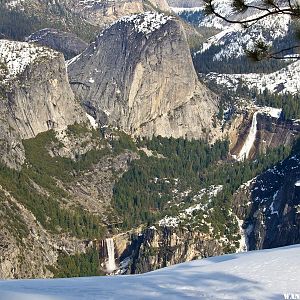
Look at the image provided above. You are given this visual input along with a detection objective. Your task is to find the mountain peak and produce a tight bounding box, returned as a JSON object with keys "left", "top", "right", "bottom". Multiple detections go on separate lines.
{"left": 0, "top": 40, "right": 57, "bottom": 84}
{"left": 116, "top": 11, "right": 173, "bottom": 36}
{"left": 68, "top": 12, "right": 218, "bottom": 140}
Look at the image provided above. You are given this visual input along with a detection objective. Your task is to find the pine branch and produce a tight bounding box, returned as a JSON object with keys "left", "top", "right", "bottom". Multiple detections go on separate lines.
{"left": 246, "top": 43, "right": 300, "bottom": 61}
{"left": 269, "top": 45, "right": 300, "bottom": 59}
{"left": 203, "top": 0, "right": 300, "bottom": 60}
{"left": 269, "top": 54, "right": 300, "bottom": 59}
{"left": 204, "top": 0, "right": 300, "bottom": 25}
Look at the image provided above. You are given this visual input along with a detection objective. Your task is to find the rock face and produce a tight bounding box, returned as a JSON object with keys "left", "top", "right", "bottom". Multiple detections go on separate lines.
{"left": 96, "top": 225, "right": 225, "bottom": 275}
{"left": 255, "top": 114, "right": 300, "bottom": 154}
{"left": 0, "top": 146, "right": 138, "bottom": 279}
{"left": 66, "top": 0, "right": 170, "bottom": 27}
{"left": 0, "top": 40, "right": 85, "bottom": 168}
{"left": 65, "top": 150, "right": 139, "bottom": 218}
{"left": 0, "top": 184, "right": 86, "bottom": 279}
{"left": 167, "top": 0, "right": 200, "bottom": 7}
{"left": 68, "top": 12, "right": 218, "bottom": 140}
{"left": 233, "top": 154, "right": 300, "bottom": 251}
{"left": 148, "top": 0, "right": 170, "bottom": 11}
{"left": 120, "top": 227, "right": 224, "bottom": 274}
{"left": 231, "top": 109, "right": 300, "bottom": 160}
{"left": 64, "top": 0, "right": 143, "bottom": 28}
{"left": 66, "top": 0, "right": 171, "bottom": 27}
{"left": 26, "top": 28, "right": 88, "bottom": 60}
{"left": 3, "top": 0, "right": 171, "bottom": 41}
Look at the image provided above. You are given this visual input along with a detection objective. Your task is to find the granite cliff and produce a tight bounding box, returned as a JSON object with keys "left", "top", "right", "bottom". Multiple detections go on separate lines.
{"left": 233, "top": 153, "right": 300, "bottom": 251}
{"left": 66, "top": 0, "right": 171, "bottom": 28}
{"left": 68, "top": 12, "right": 218, "bottom": 140}
{"left": 26, "top": 28, "right": 88, "bottom": 60}
{"left": 0, "top": 40, "right": 85, "bottom": 168}
{"left": 1, "top": 0, "right": 171, "bottom": 41}
{"left": 230, "top": 108, "right": 300, "bottom": 160}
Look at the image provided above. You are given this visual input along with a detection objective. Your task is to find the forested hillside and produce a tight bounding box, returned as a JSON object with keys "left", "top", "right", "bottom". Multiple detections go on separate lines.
{"left": 0, "top": 4, "right": 97, "bottom": 41}
{"left": 0, "top": 0, "right": 300, "bottom": 282}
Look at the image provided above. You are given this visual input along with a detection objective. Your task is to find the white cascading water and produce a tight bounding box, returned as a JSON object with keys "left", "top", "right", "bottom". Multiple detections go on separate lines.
{"left": 106, "top": 238, "right": 116, "bottom": 273}
{"left": 238, "top": 111, "right": 258, "bottom": 161}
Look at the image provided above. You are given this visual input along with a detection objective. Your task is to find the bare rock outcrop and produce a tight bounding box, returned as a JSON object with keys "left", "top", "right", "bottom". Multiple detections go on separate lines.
{"left": 122, "top": 226, "right": 224, "bottom": 274}
{"left": 66, "top": 0, "right": 171, "bottom": 28}
{"left": 0, "top": 40, "right": 86, "bottom": 168}
{"left": 3, "top": 0, "right": 171, "bottom": 38}
{"left": 230, "top": 109, "right": 300, "bottom": 159}
{"left": 26, "top": 28, "right": 88, "bottom": 60}
{"left": 68, "top": 12, "right": 218, "bottom": 140}
{"left": 232, "top": 154, "right": 300, "bottom": 251}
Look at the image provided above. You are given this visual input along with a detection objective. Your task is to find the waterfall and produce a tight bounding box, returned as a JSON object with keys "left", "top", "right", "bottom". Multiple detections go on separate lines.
{"left": 106, "top": 238, "right": 116, "bottom": 273}
{"left": 238, "top": 111, "right": 258, "bottom": 161}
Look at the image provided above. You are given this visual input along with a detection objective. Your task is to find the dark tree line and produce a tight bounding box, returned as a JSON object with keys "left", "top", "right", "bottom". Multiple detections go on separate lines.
{"left": 51, "top": 247, "right": 103, "bottom": 278}
{"left": 113, "top": 136, "right": 229, "bottom": 229}
{"left": 0, "top": 4, "right": 96, "bottom": 42}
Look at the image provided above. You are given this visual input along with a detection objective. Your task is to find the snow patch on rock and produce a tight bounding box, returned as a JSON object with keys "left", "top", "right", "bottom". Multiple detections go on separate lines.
{"left": 204, "top": 59, "right": 300, "bottom": 95}
{"left": 0, "top": 40, "right": 57, "bottom": 83}
{"left": 158, "top": 216, "right": 179, "bottom": 228}
{"left": 85, "top": 113, "right": 98, "bottom": 129}
{"left": 116, "top": 11, "right": 173, "bottom": 36}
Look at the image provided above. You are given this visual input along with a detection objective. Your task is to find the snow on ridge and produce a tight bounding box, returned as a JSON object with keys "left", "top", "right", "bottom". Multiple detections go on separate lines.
{"left": 85, "top": 113, "right": 98, "bottom": 129}
{"left": 251, "top": 155, "right": 300, "bottom": 208}
{"left": 0, "top": 40, "right": 57, "bottom": 83}
{"left": 78, "top": 0, "right": 117, "bottom": 8}
{"left": 158, "top": 185, "right": 223, "bottom": 228}
{"left": 295, "top": 180, "right": 300, "bottom": 187}
{"left": 204, "top": 58, "right": 300, "bottom": 96}
{"left": 171, "top": 6, "right": 203, "bottom": 13}
{"left": 259, "top": 107, "right": 282, "bottom": 119}
{"left": 158, "top": 216, "right": 179, "bottom": 227}
{"left": 177, "top": 0, "right": 272, "bottom": 30}
{"left": 116, "top": 11, "right": 173, "bottom": 36}
{"left": 215, "top": 14, "right": 290, "bottom": 61}
{"left": 25, "top": 28, "right": 59, "bottom": 43}
{"left": 183, "top": 185, "right": 223, "bottom": 215}
{"left": 197, "top": 13, "right": 291, "bottom": 60}
{"left": 192, "top": 0, "right": 236, "bottom": 29}
{"left": 240, "top": 177, "right": 256, "bottom": 189}
{"left": 5, "top": 0, "right": 24, "bottom": 9}
{"left": 79, "top": 0, "right": 103, "bottom": 7}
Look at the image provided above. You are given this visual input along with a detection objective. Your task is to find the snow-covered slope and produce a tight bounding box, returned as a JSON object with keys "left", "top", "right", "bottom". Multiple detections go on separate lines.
{"left": 115, "top": 11, "right": 173, "bottom": 36}
{"left": 0, "top": 245, "right": 299, "bottom": 300}
{"left": 204, "top": 59, "right": 300, "bottom": 95}
{"left": 0, "top": 40, "right": 57, "bottom": 84}
{"left": 241, "top": 153, "right": 300, "bottom": 249}
{"left": 198, "top": 13, "right": 291, "bottom": 61}
{"left": 172, "top": 0, "right": 275, "bottom": 29}
{"left": 158, "top": 185, "right": 224, "bottom": 228}
{"left": 178, "top": 1, "right": 300, "bottom": 98}
{"left": 176, "top": 1, "right": 296, "bottom": 75}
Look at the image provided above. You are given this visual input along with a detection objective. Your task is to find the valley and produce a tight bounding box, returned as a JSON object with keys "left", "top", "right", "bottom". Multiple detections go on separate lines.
{"left": 0, "top": 0, "right": 299, "bottom": 296}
